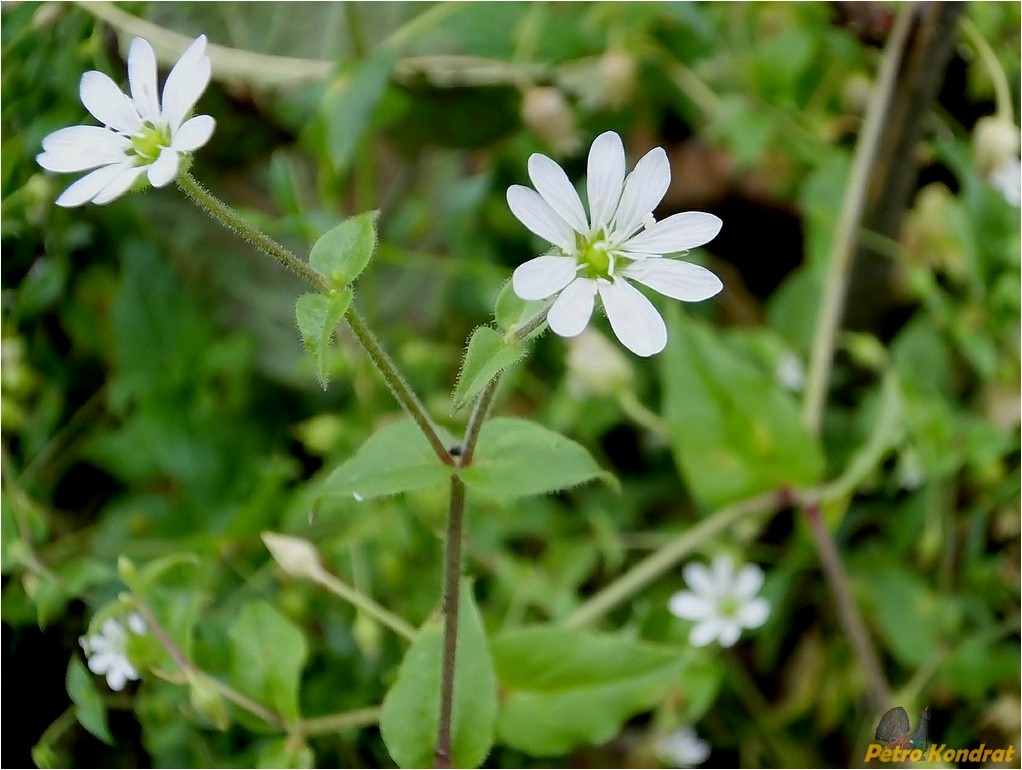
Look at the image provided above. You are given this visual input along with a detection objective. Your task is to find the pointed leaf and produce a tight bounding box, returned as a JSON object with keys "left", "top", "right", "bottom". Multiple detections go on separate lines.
{"left": 320, "top": 419, "right": 454, "bottom": 502}
{"left": 493, "top": 281, "right": 547, "bottom": 336}
{"left": 67, "top": 658, "right": 114, "bottom": 745}
{"left": 295, "top": 289, "right": 353, "bottom": 390}
{"left": 491, "top": 628, "right": 684, "bottom": 755}
{"left": 309, "top": 212, "right": 379, "bottom": 286}
{"left": 459, "top": 418, "right": 615, "bottom": 499}
{"left": 380, "top": 585, "right": 496, "bottom": 768}
{"left": 661, "top": 307, "right": 824, "bottom": 509}
{"left": 228, "top": 601, "right": 308, "bottom": 723}
{"left": 321, "top": 50, "right": 397, "bottom": 171}
{"left": 451, "top": 327, "right": 526, "bottom": 414}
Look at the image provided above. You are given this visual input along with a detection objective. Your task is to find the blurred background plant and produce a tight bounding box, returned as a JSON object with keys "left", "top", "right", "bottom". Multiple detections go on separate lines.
{"left": 2, "top": 2, "right": 1019, "bottom": 768}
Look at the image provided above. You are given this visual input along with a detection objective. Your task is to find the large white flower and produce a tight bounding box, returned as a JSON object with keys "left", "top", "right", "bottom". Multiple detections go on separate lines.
{"left": 79, "top": 613, "right": 147, "bottom": 691}
{"left": 655, "top": 726, "right": 711, "bottom": 768}
{"left": 36, "top": 35, "right": 214, "bottom": 207}
{"left": 668, "top": 555, "right": 769, "bottom": 647}
{"left": 508, "top": 131, "right": 723, "bottom": 357}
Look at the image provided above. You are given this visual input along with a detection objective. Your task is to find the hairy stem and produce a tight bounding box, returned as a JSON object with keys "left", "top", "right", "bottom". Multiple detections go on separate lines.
{"left": 434, "top": 476, "right": 467, "bottom": 769}
{"left": 176, "top": 172, "right": 452, "bottom": 465}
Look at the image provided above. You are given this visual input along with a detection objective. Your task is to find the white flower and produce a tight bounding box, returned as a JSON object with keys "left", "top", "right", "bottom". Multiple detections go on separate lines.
{"left": 989, "top": 155, "right": 1021, "bottom": 207}
{"left": 656, "top": 726, "right": 711, "bottom": 768}
{"left": 36, "top": 35, "right": 214, "bottom": 207}
{"left": 508, "top": 131, "right": 723, "bottom": 357}
{"left": 776, "top": 352, "right": 806, "bottom": 392}
{"left": 567, "top": 328, "right": 633, "bottom": 396}
{"left": 668, "top": 555, "right": 770, "bottom": 647}
{"left": 79, "top": 613, "right": 147, "bottom": 691}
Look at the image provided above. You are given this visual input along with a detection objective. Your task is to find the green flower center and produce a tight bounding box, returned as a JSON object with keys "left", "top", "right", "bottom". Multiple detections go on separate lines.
{"left": 718, "top": 596, "right": 741, "bottom": 619}
{"left": 578, "top": 236, "right": 613, "bottom": 280}
{"left": 128, "top": 122, "right": 171, "bottom": 163}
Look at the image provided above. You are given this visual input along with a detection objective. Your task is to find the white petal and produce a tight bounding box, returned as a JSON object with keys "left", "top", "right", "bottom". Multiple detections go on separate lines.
{"left": 80, "top": 71, "right": 142, "bottom": 134}
{"left": 172, "top": 115, "right": 215, "bottom": 151}
{"left": 738, "top": 597, "right": 770, "bottom": 629}
{"left": 710, "top": 554, "right": 736, "bottom": 593}
{"left": 682, "top": 562, "right": 714, "bottom": 598}
{"left": 668, "top": 592, "right": 712, "bottom": 620}
{"left": 92, "top": 165, "right": 146, "bottom": 205}
{"left": 528, "top": 153, "right": 588, "bottom": 233}
{"left": 611, "top": 146, "right": 670, "bottom": 240}
{"left": 587, "top": 131, "right": 625, "bottom": 230}
{"left": 128, "top": 37, "right": 160, "bottom": 119}
{"left": 734, "top": 563, "right": 765, "bottom": 599}
{"left": 597, "top": 278, "right": 667, "bottom": 357}
{"left": 717, "top": 621, "right": 742, "bottom": 648}
{"left": 127, "top": 613, "right": 147, "bottom": 635}
{"left": 512, "top": 255, "right": 578, "bottom": 300}
{"left": 620, "top": 258, "right": 723, "bottom": 302}
{"left": 147, "top": 150, "right": 180, "bottom": 187}
{"left": 507, "top": 185, "right": 576, "bottom": 252}
{"left": 54, "top": 164, "right": 127, "bottom": 207}
{"left": 105, "top": 666, "right": 129, "bottom": 692}
{"left": 37, "top": 126, "right": 128, "bottom": 172}
{"left": 162, "top": 35, "right": 211, "bottom": 131}
{"left": 620, "top": 211, "right": 722, "bottom": 254}
{"left": 78, "top": 635, "right": 91, "bottom": 654}
{"left": 688, "top": 618, "right": 723, "bottom": 647}
{"left": 547, "top": 278, "right": 597, "bottom": 337}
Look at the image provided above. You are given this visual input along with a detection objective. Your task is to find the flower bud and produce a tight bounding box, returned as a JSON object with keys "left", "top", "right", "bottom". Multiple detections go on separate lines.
{"left": 567, "top": 328, "right": 634, "bottom": 396}
{"left": 972, "top": 116, "right": 1020, "bottom": 176}
{"left": 521, "top": 86, "right": 580, "bottom": 155}
{"left": 597, "top": 49, "right": 637, "bottom": 109}
{"left": 261, "top": 532, "right": 324, "bottom": 581}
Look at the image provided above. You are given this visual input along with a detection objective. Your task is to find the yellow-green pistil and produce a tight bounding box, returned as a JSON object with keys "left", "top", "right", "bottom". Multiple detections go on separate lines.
{"left": 577, "top": 234, "right": 615, "bottom": 280}
{"left": 128, "top": 122, "right": 171, "bottom": 164}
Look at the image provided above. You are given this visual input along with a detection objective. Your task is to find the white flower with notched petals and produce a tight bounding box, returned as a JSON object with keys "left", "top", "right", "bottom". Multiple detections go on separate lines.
{"left": 508, "top": 131, "right": 723, "bottom": 357}
{"left": 989, "top": 155, "right": 1021, "bottom": 207}
{"left": 668, "top": 555, "right": 769, "bottom": 647}
{"left": 36, "top": 35, "right": 214, "bottom": 207}
{"left": 79, "top": 613, "right": 147, "bottom": 691}
{"left": 656, "top": 726, "right": 711, "bottom": 768}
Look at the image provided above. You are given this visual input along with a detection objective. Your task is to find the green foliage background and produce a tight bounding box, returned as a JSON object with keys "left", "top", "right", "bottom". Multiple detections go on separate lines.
{"left": 2, "top": 2, "right": 1019, "bottom": 768}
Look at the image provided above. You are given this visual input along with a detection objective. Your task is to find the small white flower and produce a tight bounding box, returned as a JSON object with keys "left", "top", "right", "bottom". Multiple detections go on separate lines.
{"left": 989, "top": 155, "right": 1021, "bottom": 207}
{"left": 656, "top": 726, "right": 711, "bottom": 768}
{"left": 37, "top": 35, "right": 214, "bottom": 207}
{"left": 668, "top": 555, "right": 770, "bottom": 647}
{"left": 508, "top": 131, "right": 723, "bottom": 357}
{"left": 79, "top": 614, "right": 147, "bottom": 691}
{"left": 566, "top": 327, "right": 633, "bottom": 396}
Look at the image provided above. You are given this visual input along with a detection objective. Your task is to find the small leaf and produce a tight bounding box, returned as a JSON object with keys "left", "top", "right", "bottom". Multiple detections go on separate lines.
{"left": 459, "top": 418, "right": 615, "bottom": 499}
{"left": 131, "top": 552, "right": 200, "bottom": 594}
{"left": 257, "top": 737, "right": 315, "bottom": 769}
{"left": 319, "top": 419, "right": 454, "bottom": 503}
{"left": 309, "top": 212, "right": 379, "bottom": 286}
{"left": 491, "top": 628, "right": 684, "bottom": 755}
{"left": 188, "top": 671, "right": 231, "bottom": 731}
{"left": 380, "top": 584, "right": 496, "bottom": 769}
{"left": 67, "top": 658, "right": 114, "bottom": 745}
{"left": 661, "top": 308, "right": 824, "bottom": 510}
{"left": 493, "top": 281, "right": 546, "bottom": 336}
{"left": 451, "top": 327, "right": 526, "bottom": 414}
{"left": 228, "top": 601, "right": 308, "bottom": 723}
{"left": 295, "top": 289, "right": 353, "bottom": 390}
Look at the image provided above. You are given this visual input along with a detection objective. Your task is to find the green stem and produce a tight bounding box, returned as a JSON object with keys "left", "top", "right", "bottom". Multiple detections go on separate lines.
{"left": 961, "top": 17, "right": 1016, "bottom": 123}
{"left": 132, "top": 599, "right": 289, "bottom": 730}
{"left": 564, "top": 489, "right": 789, "bottom": 629}
{"left": 312, "top": 567, "right": 417, "bottom": 641}
{"left": 434, "top": 476, "right": 467, "bottom": 769}
{"left": 298, "top": 706, "right": 381, "bottom": 737}
{"left": 176, "top": 172, "right": 452, "bottom": 465}
{"left": 802, "top": 6, "right": 913, "bottom": 433}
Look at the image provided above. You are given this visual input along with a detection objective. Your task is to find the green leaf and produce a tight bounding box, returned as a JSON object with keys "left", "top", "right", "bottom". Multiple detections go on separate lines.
{"left": 309, "top": 212, "right": 379, "bottom": 286}
{"left": 321, "top": 50, "right": 397, "bottom": 171}
{"left": 67, "top": 658, "right": 114, "bottom": 745}
{"left": 493, "top": 281, "right": 546, "bottom": 336}
{"left": 491, "top": 628, "right": 683, "bottom": 755}
{"left": 129, "top": 552, "right": 200, "bottom": 594}
{"left": 451, "top": 327, "right": 526, "bottom": 414}
{"left": 257, "top": 737, "right": 315, "bottom": 769}
{"left": 459, "top": 418, "right": 615, "bottom": 499}
{"left": 295, "top": 289, "right": 353, "bottom": 390}
{"left": 661, "top": 308, "right": 824, "bottom": 510}
{"left": 228, "top": 601, "right": 308, "bottom": 723}
{"left": 319, "top": 419, "right": 454, "bottom": 503}
{"left": 380, "top": 584, "right": 496, "bottom": 769}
